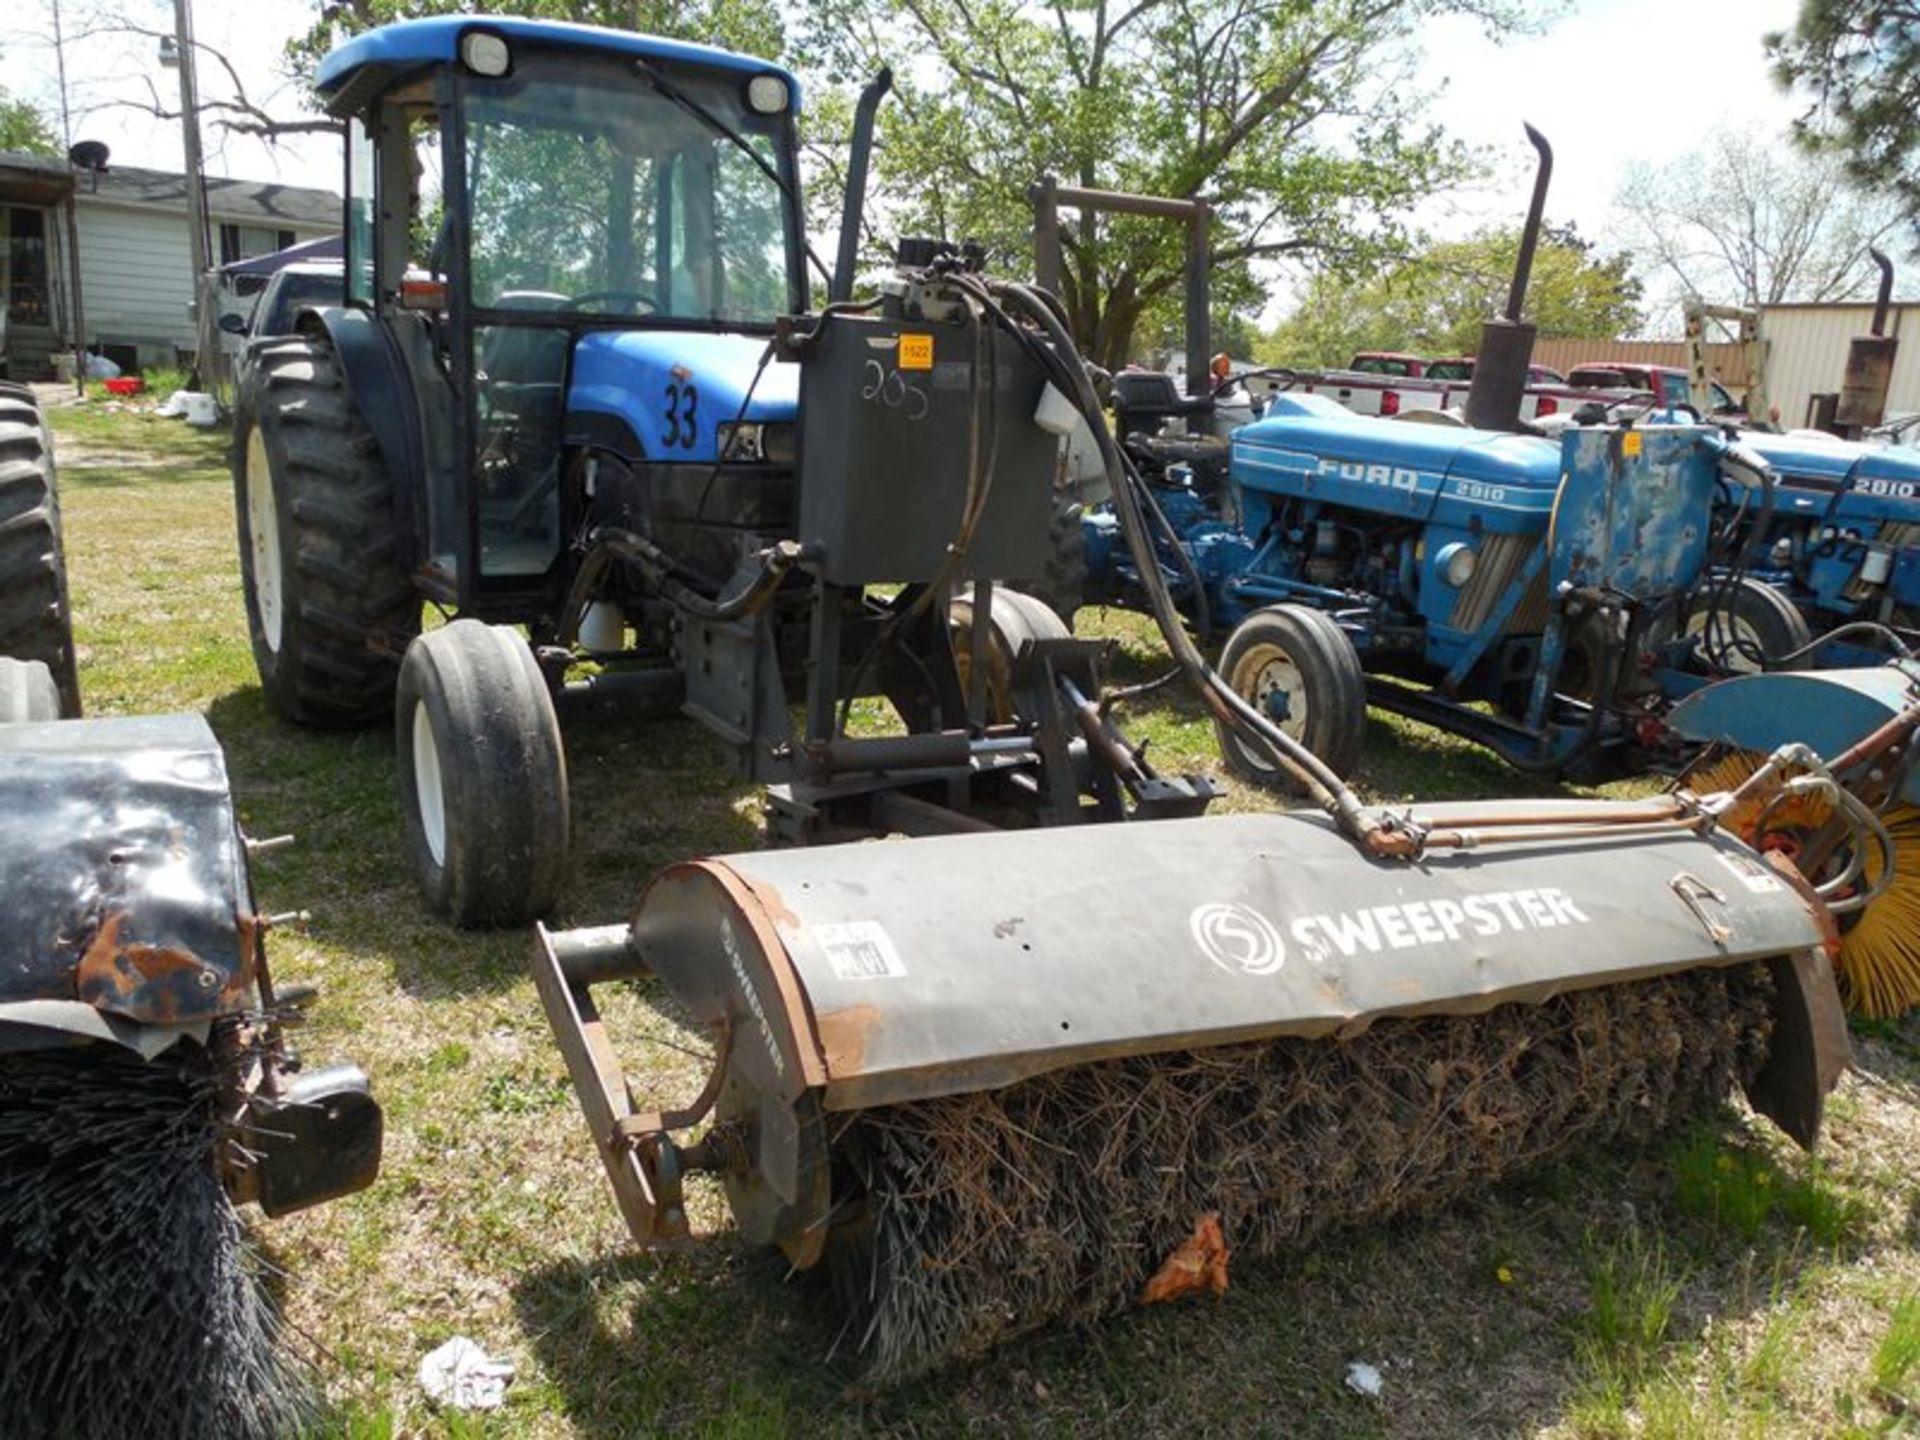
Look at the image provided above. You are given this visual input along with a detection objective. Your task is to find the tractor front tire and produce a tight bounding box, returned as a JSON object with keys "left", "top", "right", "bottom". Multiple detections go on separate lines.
{"left": 950, "top": 584, "right": 1071, "bottom": 724}
{"left": 233, "top": 335, "right": 419, "bottom": 727}
{"left": 1674, "top": 578, "right": 1813, "bottom": 676}
{"left": 1216, "top": 604, "right": 1367, "bottom": 788}
{"left": 396, "top": 620, "right": 570, "bottom": 928}
{"left": 0, "top": 393, "right": 80, "bottom": 716}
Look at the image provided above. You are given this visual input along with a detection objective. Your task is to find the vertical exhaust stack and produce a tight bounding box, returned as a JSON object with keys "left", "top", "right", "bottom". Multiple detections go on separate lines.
{"left": 1834, "top": 248, "right": 1898, "bottom": 436}
{"left": 829, "top": 68, "right": 894, "bottom": 305}
{"left": 1464, "top": 124, "right": 1553, "bottom": 433}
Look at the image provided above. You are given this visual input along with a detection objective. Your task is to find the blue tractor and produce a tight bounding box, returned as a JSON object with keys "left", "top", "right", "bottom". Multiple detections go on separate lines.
{"left": 1088, "top": 393, "right": 1793, "bottom": 779}
{"left": 1079, "top": 131, "right": 1920, "bottom": 782}
{"left": 1658, "top": 423, "right": 1920, "bottom": 669}
{"left": 232, "top": 18, "right": 1215, "bottom": 926}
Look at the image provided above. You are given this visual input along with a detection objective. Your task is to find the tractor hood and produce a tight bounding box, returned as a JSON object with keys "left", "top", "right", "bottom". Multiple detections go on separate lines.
{"left": 1233, "top": 393, "right": 1560, "bottom": 523}
{"left": 567, "top": 330, "right": 799, "bottom": 465}
{"left": 1740, "top": 428, "right": 1920, "bottom": 499}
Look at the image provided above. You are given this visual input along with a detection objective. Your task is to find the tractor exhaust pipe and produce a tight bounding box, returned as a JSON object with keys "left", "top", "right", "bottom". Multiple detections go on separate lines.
{"left": 831, "top": 67, "right": 894, "bottom": 304}
{"left": 1465, "top": 123, "right": 1552, "bottom": 433}
{"left": 1837, "top": 247, "right": 1899, "bottom": 434}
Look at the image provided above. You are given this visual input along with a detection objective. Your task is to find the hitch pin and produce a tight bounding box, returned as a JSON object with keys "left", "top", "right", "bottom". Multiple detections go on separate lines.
{"left": 260, "top": 910, "right": 313, "bottom": 932}
{"left": 244, "top": 833, "right": 296, "bottom": 856}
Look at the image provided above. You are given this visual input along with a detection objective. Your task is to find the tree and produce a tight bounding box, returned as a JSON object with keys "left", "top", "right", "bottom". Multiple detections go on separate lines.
{"left": 1259, "top": 222, "right": 1642, "bottom": 367}
{"left": 0, "top": 86, "right": 58, "bottom": 156}
{"left": 796, "top": 0, "right": 1534, "bottom": 372}
{"left": 1767, "top": 0, "right": 1920, "bottom": 238}
{"left": 1612, "top": 127, "right": 1903, "bottom": 313}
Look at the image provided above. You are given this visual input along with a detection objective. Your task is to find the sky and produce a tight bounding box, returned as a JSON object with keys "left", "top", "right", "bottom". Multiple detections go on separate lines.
{"left": 1413, "top": 0, "right": 1806, "bottom": 238}
{"left": 0, "top": 0, "right": 1825, "bottom": 315}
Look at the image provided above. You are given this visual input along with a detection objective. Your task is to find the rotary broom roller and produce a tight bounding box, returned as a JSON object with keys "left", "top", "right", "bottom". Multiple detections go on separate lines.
{"left": 539, "top": 791, "right": 1861, "bottom": 1378}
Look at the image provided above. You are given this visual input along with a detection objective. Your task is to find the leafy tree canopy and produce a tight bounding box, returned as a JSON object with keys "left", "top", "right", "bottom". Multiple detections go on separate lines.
{"left": 0, "top": 86, "right": 59, "bottom": 157}
{"left": 797, "top": 0, "right": 1538, "bottom": 371}
{"left": 1767, "top": 0, "right": 1920, "bottom": 240}
{"left": 1259, "top": 222, "right": 1643, "bottom": 368}
{"left": 1613, "top": 125, "right": 1904, "bottom": 312}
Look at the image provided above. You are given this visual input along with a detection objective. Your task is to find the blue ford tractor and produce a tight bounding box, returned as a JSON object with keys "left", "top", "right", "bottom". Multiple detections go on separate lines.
{"left": 232, "top": 17, "right": 1215, "bottom": 926}
{"left": 1079, "top": 132, "right": 1920, "bottom": 781}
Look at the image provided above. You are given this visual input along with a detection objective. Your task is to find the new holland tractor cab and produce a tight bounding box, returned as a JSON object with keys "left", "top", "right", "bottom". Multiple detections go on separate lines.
{"left": 236, "top": 17, "right": 1213, "bottom": 925}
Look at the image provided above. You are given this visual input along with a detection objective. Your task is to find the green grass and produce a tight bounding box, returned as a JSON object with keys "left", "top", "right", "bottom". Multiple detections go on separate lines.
{"left": 42, "top": 398, "right": 1920, "bottom": 1437}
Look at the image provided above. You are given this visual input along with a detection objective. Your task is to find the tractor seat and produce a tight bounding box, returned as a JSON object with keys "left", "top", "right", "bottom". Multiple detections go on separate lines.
{"left": 1112, "top": 370, "right": 1214, "bottom": 438}
{"left": 479, "top": 291, "right": 571, "bottom": 405}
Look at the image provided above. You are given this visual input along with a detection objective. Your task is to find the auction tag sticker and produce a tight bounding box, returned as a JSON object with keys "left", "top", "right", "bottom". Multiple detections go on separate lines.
{"left": 815, "top": 920, "right": 909, "bottom": 980}
{"left": 1716, "top": 850, "right": 1782, "bottom": 894}
{"left": 898, "top": 333, "right": 935, "bottom": 371}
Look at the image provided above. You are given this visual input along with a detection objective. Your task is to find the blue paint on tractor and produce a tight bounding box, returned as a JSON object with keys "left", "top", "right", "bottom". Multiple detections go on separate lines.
{"left": 1087, "top": 395, "right": 1764, "bottom": 774}
{"left": 1666, "top": 661, "right": 1920, "bottom": 805}
{"left": 316, "top": 16, "right": 802, "bottom": 109}
{"left": 568, "top": 331, "right": 797, "bottom": 463}
{"left": 1728, "top": 429, "right": 1920, "bottom": 657}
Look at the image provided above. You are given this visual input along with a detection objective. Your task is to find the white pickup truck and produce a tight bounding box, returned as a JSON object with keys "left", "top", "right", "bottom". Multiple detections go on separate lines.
{"left": 1268, "top": 352, "right": 1634, "bottom": 424}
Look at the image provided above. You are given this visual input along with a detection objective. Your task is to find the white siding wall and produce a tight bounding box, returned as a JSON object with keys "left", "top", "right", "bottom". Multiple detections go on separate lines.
{"left": 73, "top": 201, "right": 328, "bottom": 362}
{"left": 1757, "top": 304, "right": 1920, "bottom": 428}
{"left": 76, "top": 204, "right": 194, "bottom": 353}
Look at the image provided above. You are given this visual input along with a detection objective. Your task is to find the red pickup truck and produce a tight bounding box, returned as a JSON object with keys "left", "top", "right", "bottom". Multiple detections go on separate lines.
{"left": 1566, "top": 362, "right": 1742, "bottom": 419}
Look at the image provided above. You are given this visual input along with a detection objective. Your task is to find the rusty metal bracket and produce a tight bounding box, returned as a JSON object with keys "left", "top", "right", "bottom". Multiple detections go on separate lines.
{"left": 611, "top": 1014, "right": 733, "bottom": 1150}
{"left": 530, "top": 922, "right": 696, "bottom": 1246}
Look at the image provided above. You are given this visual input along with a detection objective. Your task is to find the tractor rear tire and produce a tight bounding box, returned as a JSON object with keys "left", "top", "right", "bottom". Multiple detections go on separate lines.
{"left": 1216, "top": 604, "right": 1367, "bottom": 787}
{"left": 1014, "top": 493, "right": 1088, "bottom": 631}
{"left": 396, "top": 620, "right": 570, "bottom": 928}
{"left": 1674, "top": 578, "right": 1813, "bottom": 676}
{"left": 233, "top": 335, "right": 419, "bottom": 727}
{"left": 0, "top": 658, "right": 61, "bottom": 723}
{"left": 0, "top": 394, "right": 81, "bottom": 717}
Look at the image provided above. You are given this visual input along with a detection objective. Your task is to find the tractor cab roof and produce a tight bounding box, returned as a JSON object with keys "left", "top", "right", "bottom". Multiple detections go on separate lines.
{"left": 315, "top": 16, "right": 801, "bottom": 118}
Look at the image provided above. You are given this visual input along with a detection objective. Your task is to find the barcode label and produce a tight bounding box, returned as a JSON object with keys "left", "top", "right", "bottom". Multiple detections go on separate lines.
{"left": 815, "top": 920, "right": 908, "bottom": 981}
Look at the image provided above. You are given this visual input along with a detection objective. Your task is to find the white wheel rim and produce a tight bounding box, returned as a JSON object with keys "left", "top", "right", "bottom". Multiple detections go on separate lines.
{"left": 245, "top": 428, "right": 285, "bottom": 654}
{"left": 412, "top": 701, "right": 448, "bottom": 867}
{"left": 1684, "top": 608, "right": 1765, "bottom": 675}
{"left": 1240, "top": 644, "right": 1310, "bottom": 747}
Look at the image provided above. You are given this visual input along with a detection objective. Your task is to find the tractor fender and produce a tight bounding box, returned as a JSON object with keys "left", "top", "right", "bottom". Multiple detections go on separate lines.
{"left": 298, "top": 304, "right": 423, "bottom": 559}
{"left": 0, "top": 713, "right": 258, "bottom": 1028}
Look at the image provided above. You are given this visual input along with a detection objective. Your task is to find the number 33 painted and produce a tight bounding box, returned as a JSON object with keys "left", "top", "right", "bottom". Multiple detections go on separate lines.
{"left": 662, "top": 380, "right": 699, "bottom": 449}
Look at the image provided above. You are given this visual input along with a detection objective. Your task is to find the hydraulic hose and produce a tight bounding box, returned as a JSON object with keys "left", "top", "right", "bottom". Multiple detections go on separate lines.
{"left": 594, "top": 526, "right": 803, "bottom": 623}
{"left": 984, "top": 278, "right": 1412, "bottom": 855}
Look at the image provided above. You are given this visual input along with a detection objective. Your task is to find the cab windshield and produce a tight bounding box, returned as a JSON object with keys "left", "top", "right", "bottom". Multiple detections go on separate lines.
{"left": 459, "top": 54, "right": 799, "bottom": 326}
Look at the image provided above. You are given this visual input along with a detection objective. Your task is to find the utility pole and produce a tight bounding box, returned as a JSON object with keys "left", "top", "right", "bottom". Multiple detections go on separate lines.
{"left": 49, "top": 0, "right": 87, "bottom": 396}
{"left": 167, "top": 0, "right": 213, "bottom": 384}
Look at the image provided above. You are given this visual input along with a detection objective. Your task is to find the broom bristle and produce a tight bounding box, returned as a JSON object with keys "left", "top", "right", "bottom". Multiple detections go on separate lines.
{"left": 0, "top": 1040, "right": 320, "bottom": 1440}
{"left": 822, "top": 964, "right": 1773, "bottom": 1381}
{"left": 1687, "top": 747, "right": 1920, "bottom": 1017}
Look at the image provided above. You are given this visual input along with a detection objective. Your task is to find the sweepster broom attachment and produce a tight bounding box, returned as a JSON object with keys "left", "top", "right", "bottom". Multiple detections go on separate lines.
{"left": 524, "top": 224, "right": 1856, "bottom": 1378}
{"left": 537, "top": 795, "right": 1852, "bottom": 1378}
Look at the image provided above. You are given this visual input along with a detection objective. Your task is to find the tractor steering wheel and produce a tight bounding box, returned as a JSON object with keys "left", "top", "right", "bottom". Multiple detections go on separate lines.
{"left": 561, "top": 290, "right": 662, "bottom": 316}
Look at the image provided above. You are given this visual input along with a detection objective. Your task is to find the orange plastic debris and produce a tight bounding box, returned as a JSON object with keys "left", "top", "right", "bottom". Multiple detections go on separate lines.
{"left": 1139, "top": 1211, "right": 1231, "bottom": 1305}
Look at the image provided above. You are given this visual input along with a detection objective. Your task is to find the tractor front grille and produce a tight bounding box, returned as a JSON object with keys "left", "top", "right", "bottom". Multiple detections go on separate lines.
{"left": 1448, "top": 533, "right": 1548, "bottom": 636}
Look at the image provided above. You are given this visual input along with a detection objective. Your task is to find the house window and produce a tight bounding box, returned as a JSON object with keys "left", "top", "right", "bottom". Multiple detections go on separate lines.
{"left": 217, "top": 223, "right": 297, "bottom": 265}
